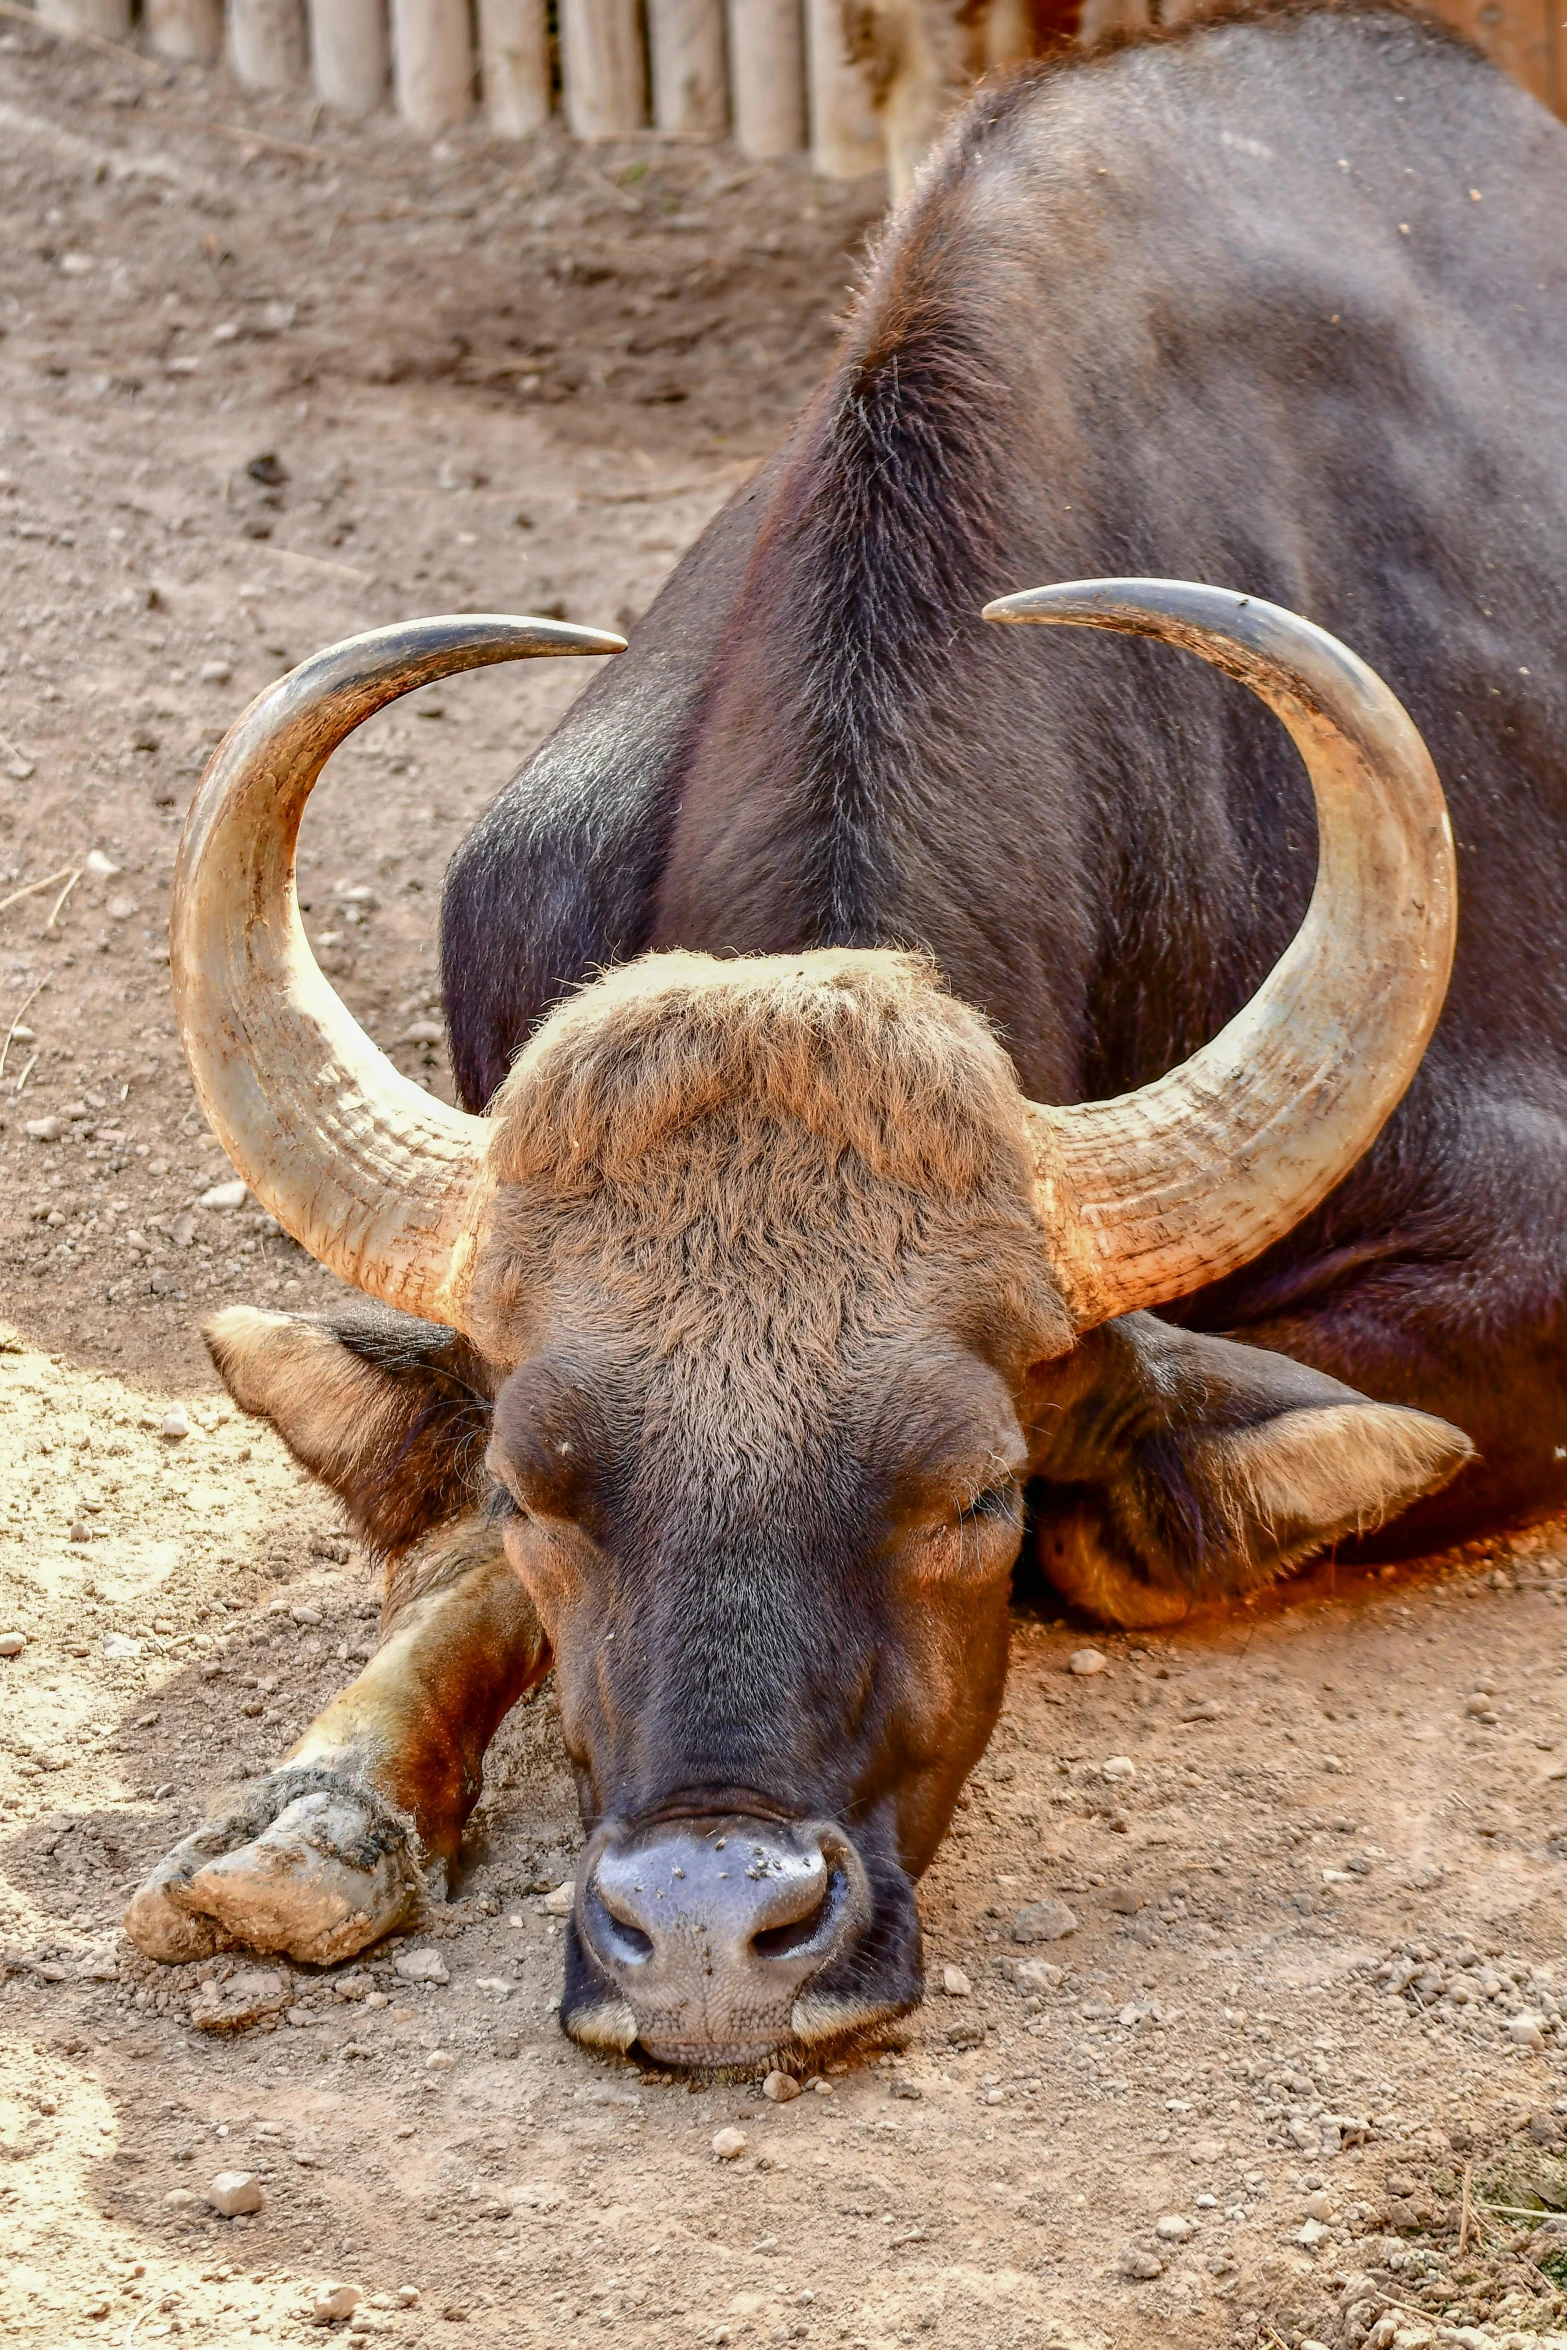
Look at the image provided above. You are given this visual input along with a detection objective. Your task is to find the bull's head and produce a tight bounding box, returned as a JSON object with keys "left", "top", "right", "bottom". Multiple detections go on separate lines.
{"left": 170, "top": 582, "right": 1464, "bottom": 2067}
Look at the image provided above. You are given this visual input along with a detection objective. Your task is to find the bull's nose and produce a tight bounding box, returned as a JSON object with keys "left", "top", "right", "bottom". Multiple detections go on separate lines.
{"left": 576, "top": 1813, "right": 861, "bottom": 2065}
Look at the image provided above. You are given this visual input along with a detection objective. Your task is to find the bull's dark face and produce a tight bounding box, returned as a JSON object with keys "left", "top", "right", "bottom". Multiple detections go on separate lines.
{"left": 487, "top": 1327, "right": 1039, "bottom": 2065}
{"left": 208, "top": 959, "right": 1470, "bottom": 2071}
{"left": 431, "top": 956, "right": 1078, "bottom": 2067}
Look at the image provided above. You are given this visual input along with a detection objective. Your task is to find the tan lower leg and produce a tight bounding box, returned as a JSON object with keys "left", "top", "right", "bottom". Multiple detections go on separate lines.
{"left": 289, "top": 1518, "right": 550, "bottom": 1865}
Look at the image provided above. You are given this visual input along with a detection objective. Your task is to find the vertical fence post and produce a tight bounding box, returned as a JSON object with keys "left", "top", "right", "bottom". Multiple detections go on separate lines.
{"left": 478, "top": 0, "right": 551, "bottom": 134}
{"left": 982, "top": 0, "right": 1031, "bottom": 67}
{"left": 227, "top": 0, "right": 307, "bottom": 88}
{"left": 559, "top": 0, "right": 645, "bottom": 135}
{"left": 648, "top": 0, "right": 727, "bottom": 132}
{"left": 727, "top": 0, "right": 804, "bottom": 155}
{"left": 308, "top": 0, "right": 389, "bottom": 112}
{"left": 36, "top": 0, "right": 133, "bottom": 34}
{"left": 391, "top": 0, "right": 475, "bottom": 131}
{"left": 1075, "top": 0, "right": 1147, "bottom": 35}
{"left": 804, "top": 0, "right": 883, "bottom": 177}
{"left": 146, "top": 0, "right": 224, "bottom": 57}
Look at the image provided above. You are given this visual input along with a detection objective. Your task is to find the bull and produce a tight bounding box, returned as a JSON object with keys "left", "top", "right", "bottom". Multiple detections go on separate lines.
{"left": 126, "top": 3, "right": 1565, "bottom": 2072}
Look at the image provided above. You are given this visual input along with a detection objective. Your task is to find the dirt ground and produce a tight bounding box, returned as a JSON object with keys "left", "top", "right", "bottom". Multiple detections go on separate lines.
{"left": 5, "top": 14, "right": 1567, "bottom": 2350}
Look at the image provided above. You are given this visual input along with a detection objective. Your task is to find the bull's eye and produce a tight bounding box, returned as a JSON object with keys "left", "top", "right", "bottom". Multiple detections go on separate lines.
{"left": 957, "top": 1481, "right": 1021, "bottom": 1530}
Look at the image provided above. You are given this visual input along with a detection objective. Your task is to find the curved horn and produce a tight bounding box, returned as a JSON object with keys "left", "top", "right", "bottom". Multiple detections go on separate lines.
{"left": 170, "top": 615, "right": 624, "bottom": 1329}
{"left": 983, "top": 580, "right": 1456, "bottom": 1331}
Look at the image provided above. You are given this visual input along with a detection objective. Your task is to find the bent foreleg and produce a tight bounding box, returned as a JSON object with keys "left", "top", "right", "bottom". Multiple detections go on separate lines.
{"left": 124, "top": 1519, "right": 549, "bottom": 1966}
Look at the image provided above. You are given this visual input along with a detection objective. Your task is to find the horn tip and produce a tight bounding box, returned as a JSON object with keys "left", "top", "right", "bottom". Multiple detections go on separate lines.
{"left": 982, "top": 582, "right": 1120, "bottom": 626}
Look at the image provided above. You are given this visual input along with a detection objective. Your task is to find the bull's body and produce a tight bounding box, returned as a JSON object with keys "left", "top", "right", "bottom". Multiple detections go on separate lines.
{"left": 447, "top": 3, "right": 1567, "bottom": 1558}
{"left": 129, "top": 6, "right": 1567, "bottom": 2058}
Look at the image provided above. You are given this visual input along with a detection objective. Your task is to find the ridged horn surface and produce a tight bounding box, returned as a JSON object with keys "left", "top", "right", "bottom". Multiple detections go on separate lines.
{"left": 169, "top": 615, "right": 624, "bottom": 1329}
{"left": 984, "top": 580, "right": 1456, "bottom": 1331}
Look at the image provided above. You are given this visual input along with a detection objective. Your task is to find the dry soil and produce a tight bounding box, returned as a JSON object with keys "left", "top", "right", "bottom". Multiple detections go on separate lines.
{"left": 4, "top": 16, "right": 1567, "bottom": 2350}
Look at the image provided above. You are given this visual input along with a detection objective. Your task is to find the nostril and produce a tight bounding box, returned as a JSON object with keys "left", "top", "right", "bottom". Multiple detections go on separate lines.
{"left": 606, "top": 1915, "right": 654, "bottom": 1961}
{"left": 750, "top": 1866, "right": 845, "bottom": 1962}
{"left": 585, "top": 1881, "right": 655, "bottom": 1967}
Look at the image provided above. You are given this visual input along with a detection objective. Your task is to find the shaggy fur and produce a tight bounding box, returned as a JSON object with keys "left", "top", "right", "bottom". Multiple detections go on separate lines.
{"left": 467, "top": 949, "right": 1072, "bottom": 1375}
{"left": 495, "top": 949, "right": 1034, "bottom": 1201}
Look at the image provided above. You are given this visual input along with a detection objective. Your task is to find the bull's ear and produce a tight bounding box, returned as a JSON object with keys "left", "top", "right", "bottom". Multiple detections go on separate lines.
{"left": 205, "top": 1302, "right": 496, "bottom": 1559}
{"left": 1026, "top": 1317, "right": 1473, "bottom": 1627}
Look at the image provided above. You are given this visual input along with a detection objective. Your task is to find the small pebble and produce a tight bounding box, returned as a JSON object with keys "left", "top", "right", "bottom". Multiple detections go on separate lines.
{"left": 1155, "top": 2214, "right": 1194, "bottom": 2241}
{"left": 397, "top": 2288, "right": 421, "bottom": 2307}
{"left": 1102, "top": 1755, "right": 1135, "bottom": 1782}
{"left": 23, "top": 1117, "right": 62, "bottom": 1143}
{"left": 200, "top": 658, "right": 234, "bottom": 682}
{"left": 392, "top": 1949, "right": 449, "bottom": 1987}
{"left": 190, "top": 1969, "right": 289, "bottom": 2035}
{"left": 425, "top": 2050, "right": 456, "bottom": 2071}
{"left": 0, "top": 1633, "right": 27, "bottom": 1658}
{"left": 311, "top": 2284, "right": 362, "bottom": 2325}
{"left": 161, "top": 1405, "right": 189, "bottom": 1440}
{"left": 1118, "top": 2246, "right": 1163, "bottom": 2279}
{"left": 941, "top": 1965, "right": 972, "bottom": 1997}
{"left": 198, "top": 1179, "right": 247, "bottom": 1210}
{"left": 712, "top": 2127, "right": 747, "bottom": 2161}
{"left": 541, "top": 1880, "right": 575, "bottom": 1916}
{"left": 1011, "top": 1899, "right": 1079, "bottom": 1945}
{"left": 1069, "top": 1648, "right": 1107, "bottom": 1676}
{"left": 206, "top": 2170, "right": 264, "bottom": 2217}
{"left": 1015, "top": 1959, "right": 1064, "bottom": 1992}
{"left": 1508, "top": 2014, "right": 1547, "bottom": 2049}
{"left": 1303, "top": 2189, "right": 1334, "bottom": 2221}
{"left": 163, "top": 2188, "right": 198, "bottom": 2212}
{"left": 762, "top": 2071, "right": 801, "bottom": 2103}
{"left": 1296, "top": 2217, "right": 1329, "bottom": 2249}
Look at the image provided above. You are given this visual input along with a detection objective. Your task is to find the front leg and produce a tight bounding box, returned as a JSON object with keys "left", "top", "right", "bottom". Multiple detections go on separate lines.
{"left": 124, "top": 1519, "right": 549, "bottom": 1966}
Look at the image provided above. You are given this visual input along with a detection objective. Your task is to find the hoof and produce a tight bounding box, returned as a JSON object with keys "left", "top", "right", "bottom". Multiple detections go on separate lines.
{"left": 123, "top": 1847, "right": 233, "bottom": 1965}
{"left": 123, "top": 1768, "right": 425, "bottom": 1968}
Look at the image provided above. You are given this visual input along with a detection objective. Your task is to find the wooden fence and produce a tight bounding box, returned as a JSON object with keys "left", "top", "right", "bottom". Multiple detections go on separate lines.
{"left": 25, "top": 0, "right": 1561, "bottom": 173}
{"left": 29, "top": 0, "right": 883, "bottom": 174}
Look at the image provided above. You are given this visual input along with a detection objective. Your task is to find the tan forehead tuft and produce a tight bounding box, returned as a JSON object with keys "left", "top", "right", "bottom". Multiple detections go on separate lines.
{"left": 486, "top": 948, "right": 1032, "bottom": 1199}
